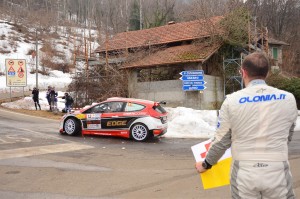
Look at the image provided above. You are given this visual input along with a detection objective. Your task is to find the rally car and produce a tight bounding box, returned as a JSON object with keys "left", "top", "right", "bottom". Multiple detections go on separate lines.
{"left": 59, "top": 97, "right": 168, "bottom": 141}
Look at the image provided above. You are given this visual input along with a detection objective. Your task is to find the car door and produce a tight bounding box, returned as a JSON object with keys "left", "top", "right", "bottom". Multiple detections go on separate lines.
{"left": 100, "top": 101, "right": 128, "bottom": 131}
{"left": 82, "top": 103, "right": 109, "bottom": 130}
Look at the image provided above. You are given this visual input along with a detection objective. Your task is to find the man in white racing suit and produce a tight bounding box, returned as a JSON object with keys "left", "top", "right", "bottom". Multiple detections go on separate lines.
{"left": 195, "top": 52, "right": 298, "bottom": 199}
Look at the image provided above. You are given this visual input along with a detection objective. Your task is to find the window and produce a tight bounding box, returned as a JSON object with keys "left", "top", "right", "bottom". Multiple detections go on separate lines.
{"left": 125, "top": 103, "right": 145, "bottom": 112}
{"left": 272, "top": 47, "right": 278, "bottom": 60}
{"left": 84, "top": 103, "right": 110, "bottom": 113}
{"left": 107, "top": 102, "right": 125, "bottom": 112}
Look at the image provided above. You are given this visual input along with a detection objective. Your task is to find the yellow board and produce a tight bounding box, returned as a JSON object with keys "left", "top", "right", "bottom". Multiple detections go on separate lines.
{"left": 200, "top": 157, "right": 232, "bottom": 189}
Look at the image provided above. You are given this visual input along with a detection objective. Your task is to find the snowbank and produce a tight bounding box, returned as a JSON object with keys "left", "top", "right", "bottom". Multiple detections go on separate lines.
{"left": 1, "top": 91, "right": 66, "bottom": 111}
{"left": 165, "top": 107, "right": 217, "bottom": 138}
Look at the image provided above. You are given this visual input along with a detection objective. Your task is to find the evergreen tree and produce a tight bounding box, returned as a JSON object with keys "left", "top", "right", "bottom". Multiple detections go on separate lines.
{"left": 129, "top": 0, "right": 140, "bottom": 31}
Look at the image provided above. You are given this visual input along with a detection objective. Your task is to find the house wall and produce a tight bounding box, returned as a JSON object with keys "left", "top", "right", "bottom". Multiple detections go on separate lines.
{"left": 128, "top": 70, "right": 224, "bottom": 110}
{"left": 269, "top": 44, "right": 283, "bottom": 65}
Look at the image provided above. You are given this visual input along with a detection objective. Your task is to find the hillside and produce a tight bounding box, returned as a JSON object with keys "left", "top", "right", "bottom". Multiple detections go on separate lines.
{"left": 0, "top": 17, "right": 99, "bottom": 91}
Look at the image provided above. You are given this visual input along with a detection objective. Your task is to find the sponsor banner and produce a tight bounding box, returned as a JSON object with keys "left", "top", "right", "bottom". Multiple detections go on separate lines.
{"left": 5, "top": 59, "right": 27, "bottom": 87}
{"left": 191, "top": 139, "right": 232, "bottom": 189}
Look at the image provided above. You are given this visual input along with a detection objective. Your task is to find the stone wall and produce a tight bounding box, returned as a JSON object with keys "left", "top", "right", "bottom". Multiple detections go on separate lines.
{"left": 128, "top": 71, "right": 224, "bottom": 110}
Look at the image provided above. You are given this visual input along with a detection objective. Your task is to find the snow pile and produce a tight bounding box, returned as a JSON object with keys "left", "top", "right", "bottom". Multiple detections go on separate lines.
{"left": 2, "top": 91, "right": 66, "bottom": 111}
{"left": 165, "top": 107, "right": 217, "bottom": 138}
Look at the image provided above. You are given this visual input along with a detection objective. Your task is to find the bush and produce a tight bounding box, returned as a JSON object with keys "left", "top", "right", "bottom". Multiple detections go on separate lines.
{"left": 266, "top": 74, "right": 300, "bottom": 109}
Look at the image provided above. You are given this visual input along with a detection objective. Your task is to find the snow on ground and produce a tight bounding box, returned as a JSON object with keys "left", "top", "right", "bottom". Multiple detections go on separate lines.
{"left": 0, "top": 20, "right": 72, "bottom": 92}
{"left": 1, "top": 91, "right": 66, "bottom": 111}
{"left": 165, "top": 107, "right": 217, "bottom": 138}
{"left": 0, "top": 70, "right": 72, "bottom": 93}
{"left": 1, "top": 96, "right": 300, "bottom": 138}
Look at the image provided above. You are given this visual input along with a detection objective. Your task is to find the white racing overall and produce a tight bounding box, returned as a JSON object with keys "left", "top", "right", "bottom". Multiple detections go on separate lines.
{"left": 206, "top": 80, "right": 298, "bottom": 199}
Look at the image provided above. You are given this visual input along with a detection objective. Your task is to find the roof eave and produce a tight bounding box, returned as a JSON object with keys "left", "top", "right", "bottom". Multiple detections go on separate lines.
{"left": 121, "top": 59, "right": 205, "bottom": 70}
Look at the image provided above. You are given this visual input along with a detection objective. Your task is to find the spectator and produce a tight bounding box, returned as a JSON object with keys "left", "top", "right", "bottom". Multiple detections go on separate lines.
{"left": 46, "top": 86, "right": 52, "bottom": 111}
{"left": 32, "top": 87, "right": 41, "bottom": 110}
{"left": 62, "top": 92, "right": 74, "bottom": 113}
{"left": 49, "top": 87, "right": 58, "bottom": 112}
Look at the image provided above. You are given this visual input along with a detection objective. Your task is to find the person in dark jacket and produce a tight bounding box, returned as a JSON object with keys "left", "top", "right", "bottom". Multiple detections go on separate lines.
{"left": 48, "top": 87, "right": 58, "bottom": 112}
{"left": 46, "top": 86, "right": 52, "bottom": 111}
{"left": 62, "top": 92, "right": 73, "bottom": 113}
{"left": 32, "top": 87, "right": 41, "bottom": 110}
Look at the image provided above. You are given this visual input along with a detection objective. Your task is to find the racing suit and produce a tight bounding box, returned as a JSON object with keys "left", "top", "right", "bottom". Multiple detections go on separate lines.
{"left": 205, "top": 79, "right": 298, "bottom": 199}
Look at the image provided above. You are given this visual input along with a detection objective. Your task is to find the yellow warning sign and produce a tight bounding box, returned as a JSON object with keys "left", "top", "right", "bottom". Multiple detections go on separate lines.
{"left": 5, "top": 59, "right": 27, "bottom": 87}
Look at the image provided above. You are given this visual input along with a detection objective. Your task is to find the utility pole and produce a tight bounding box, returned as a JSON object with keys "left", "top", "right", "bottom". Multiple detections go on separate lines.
{"left": 139, "top": 0, "right": 143, "bottom": 30}
{"left": 35, "top": 29, "right": 39, "bottom": 89}
{"left": 254, "top": 16, "right": 257, "bottom": 51}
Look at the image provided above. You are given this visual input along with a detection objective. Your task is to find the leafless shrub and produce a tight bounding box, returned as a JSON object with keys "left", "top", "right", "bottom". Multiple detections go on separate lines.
{"left": 69, "top": 64, "right": 128, "bottom": 107}
{"left": 0, "top": 49, "right": 10, "bottom": 54}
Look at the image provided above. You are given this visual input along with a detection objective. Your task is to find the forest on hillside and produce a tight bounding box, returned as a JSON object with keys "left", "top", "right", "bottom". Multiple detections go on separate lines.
{"left": 0, "top": 0, "right": 299, "bottom": 75}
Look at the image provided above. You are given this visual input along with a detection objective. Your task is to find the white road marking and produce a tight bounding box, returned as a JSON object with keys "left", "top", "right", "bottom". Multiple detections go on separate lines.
{"left": 19, "top": 127, "right": 71, "bottom": 142}
{"left": 0, "top": 143, "right": 94, "bottom": 160}
{"left": 0, "top": 109, "right": 95, "bottom": 160}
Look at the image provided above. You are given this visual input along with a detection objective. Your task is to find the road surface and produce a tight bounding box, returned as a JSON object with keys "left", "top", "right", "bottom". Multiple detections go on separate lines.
{"left": 0, "top": 108, "right": 299, "bottom": 199}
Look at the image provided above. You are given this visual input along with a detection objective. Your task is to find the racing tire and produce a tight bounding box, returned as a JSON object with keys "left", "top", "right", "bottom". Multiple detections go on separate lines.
{"left": 63, "top": 118, "right": 81, "bottom": 136}
{"left": 130, "top": 123, "right": 150, "bottom": 142}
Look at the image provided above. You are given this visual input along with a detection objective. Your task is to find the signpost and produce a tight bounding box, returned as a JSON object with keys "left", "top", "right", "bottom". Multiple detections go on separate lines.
{"left": 5, "top": 59, "right": 27, "bottom": 101}
{"left": 5, "top": 59, "right": 27, "bottom": 87}
{"left": 179, "top": 70, "right": 206, "bottom": 91}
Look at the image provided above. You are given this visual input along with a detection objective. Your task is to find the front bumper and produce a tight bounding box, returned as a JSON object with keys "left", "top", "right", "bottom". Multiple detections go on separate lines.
{"left": 152, "top": 128, "right": 167, "bottom": 136}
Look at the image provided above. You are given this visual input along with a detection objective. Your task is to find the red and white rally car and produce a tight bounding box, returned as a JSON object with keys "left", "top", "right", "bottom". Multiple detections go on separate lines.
{"left": 59, "top": 97, "right": 168, "bottom": 141}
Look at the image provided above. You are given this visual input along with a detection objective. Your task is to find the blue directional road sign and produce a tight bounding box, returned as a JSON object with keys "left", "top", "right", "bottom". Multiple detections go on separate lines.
{"left": 183, "top": 80, "right": 206, "bottom": 85}
{"left": 180, "top": 70, "right": 206, "bottom": 91}
{"left": 180, "top": 70, "right": 204, "bottom": 76}
{"left": 180, "top": 75, "right": 204, "bottom": 81}
{"left": 182, "top": 85, "right": 207, "bottom": 91}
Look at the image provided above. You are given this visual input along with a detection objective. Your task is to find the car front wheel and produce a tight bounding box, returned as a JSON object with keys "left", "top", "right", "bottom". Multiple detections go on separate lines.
{"left": 130, "top": 123, "right": 150, "bottom": 141}
{"left": 64, "top": 118, "right": 81, "bottom": 136}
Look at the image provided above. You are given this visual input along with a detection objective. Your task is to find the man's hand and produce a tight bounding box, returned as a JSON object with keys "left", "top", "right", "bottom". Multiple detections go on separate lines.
{"left": 195, "top": 162, "right": 207, "bottom": 173}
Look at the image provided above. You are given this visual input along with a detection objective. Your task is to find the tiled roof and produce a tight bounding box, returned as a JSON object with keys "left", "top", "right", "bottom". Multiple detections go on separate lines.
{"left": 122, "top": 42, "right": 222, "bottom": 69}
{"left": 268, "top": 38, "right": 289, "bottom": 46}
{"left": 96, "top": 16, "right": 223, "bottom": 52}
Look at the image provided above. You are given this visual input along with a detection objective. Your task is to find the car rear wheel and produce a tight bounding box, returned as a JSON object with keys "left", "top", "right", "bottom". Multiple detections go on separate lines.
{"left": 64, "top": 118, "right": 81, "bottom": 136}
{"left": 130, "top": 123, "right": 150, "bottom": 141}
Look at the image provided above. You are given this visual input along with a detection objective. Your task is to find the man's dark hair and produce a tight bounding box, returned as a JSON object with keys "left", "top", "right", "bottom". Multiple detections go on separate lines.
{"left": 242, "top": 52, "right": 269, "bottom": 79}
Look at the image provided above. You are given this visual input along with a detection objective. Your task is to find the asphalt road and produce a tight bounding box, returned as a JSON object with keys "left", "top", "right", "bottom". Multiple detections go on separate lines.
{"left": 0, "top": 108, "right": 299, "bottom": 199}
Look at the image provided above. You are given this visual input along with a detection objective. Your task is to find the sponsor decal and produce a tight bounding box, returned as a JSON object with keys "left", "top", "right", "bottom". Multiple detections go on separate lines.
{"left": 239, "top": 94, "right": 286, "bottom": 104}
{"left": 76, "top": 114, "right": 86, "bottom": 119}
{"left": 87, "top": 124, "right": 101, "bottom": 129}
{"left": 86, "top": 114, "right": 102, "bottom": 120}
{"left": 107, "top": 120, "right": 127, "bottom": 126}
{"left": 253, "top": 163, "right": 268, "bottom": 167}
{"left": 123, "top": 112, "right": 147, "bottom": 116}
